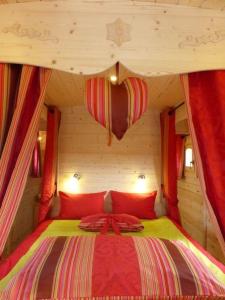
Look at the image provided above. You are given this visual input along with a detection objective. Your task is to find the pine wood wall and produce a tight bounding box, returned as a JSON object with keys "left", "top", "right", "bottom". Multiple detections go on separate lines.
{"left": 3, "top": 178, "right": 40, "bottom": 257}
{"left": 58, "top": 105, "right": 164, "bottom": 215}
{"left": 178, "top": 136, "right": 225, "bottom": 264}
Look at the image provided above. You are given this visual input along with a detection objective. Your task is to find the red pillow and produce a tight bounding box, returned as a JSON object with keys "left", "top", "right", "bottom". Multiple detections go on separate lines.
{"left": 79, "top": 213, "right": 144, "bottom": 234}
{"left": 58, "top": 191, "right": 105, "bottom": 219}
{"left": 111, "top": 191, "right": 157, "bottom": 219}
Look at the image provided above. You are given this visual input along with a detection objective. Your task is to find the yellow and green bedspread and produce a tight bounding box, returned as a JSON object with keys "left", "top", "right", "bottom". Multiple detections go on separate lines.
{"left": 0, "top": 216, "right": 224, "bottom": 291}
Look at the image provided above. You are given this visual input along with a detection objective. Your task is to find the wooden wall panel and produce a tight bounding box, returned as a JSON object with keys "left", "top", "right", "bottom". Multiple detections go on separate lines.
{"left": 58, "top": 105, "right": 164, "bottom": 215}
{"left": 0, "top": 1, "right": 225, "bottom": 75}
{"left": 178, "top": 168, "right": 206, "bottom": 245}
{"left": 178, "top": 136, "right": 225, "bottom": 264}
{"left": 175, "top": 104, "right": 187, "bottom": 124}
{"left": 3, "top": 178, "right": 41, "bottom": 257}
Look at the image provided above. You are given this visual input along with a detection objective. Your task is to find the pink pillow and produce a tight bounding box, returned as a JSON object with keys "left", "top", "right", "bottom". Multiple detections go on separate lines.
{"left": 111, "top": 191, "right": 157, "bottom": 219}
{"left": 79, "top": 213, "right": 144, "bottom": 234}
{"left": 58, "top": 191, "right": 105, "bottom": 219}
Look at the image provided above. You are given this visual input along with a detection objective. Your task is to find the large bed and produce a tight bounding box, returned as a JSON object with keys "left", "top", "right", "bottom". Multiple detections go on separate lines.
{"left": 0, "top": 217, "right": 224, "bottom": 299}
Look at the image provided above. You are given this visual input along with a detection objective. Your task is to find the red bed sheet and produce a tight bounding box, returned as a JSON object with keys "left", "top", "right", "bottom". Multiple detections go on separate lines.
{"left": 1, "top": 235, "right": 225, "bottom": 299}
{"left": 0, "top": 220, "right": 52, "bottom": 280}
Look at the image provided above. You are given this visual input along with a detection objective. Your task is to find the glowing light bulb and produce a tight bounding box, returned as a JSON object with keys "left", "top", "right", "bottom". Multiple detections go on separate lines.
{"left": 134, "top": 174, "right": 147, "bottom": 193}
{"left": 37, "top": 136, "right": 42, "bottom": 141}
{"left": 110, "top": 75, "right": 117, "bottom": 83}
{"left": 63, "top": 173, "right": 81, "bottom": 193}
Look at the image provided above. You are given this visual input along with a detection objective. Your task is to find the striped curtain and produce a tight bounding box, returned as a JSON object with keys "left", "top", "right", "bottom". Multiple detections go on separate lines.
{"left": 0, "top": 64, "right": 21, "bottom": 156}
{"left": 0, "top": 65, "right": 51, "bottom": 256}
{"left": 124, "top": 77, "right": 148, "bottom": 126}
{"left": 86, "top": 77, "right": 148, "bottom": 142}
{"left": 38, "top": 107, "right": 61, "bottom": 223}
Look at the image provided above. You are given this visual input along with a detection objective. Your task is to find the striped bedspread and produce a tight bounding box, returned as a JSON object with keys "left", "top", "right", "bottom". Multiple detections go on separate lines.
{"left": 1, "top": 236, "right": 224, "bottom": 299}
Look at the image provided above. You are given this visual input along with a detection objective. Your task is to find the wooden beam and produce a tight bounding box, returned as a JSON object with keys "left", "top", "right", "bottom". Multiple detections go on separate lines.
{"left": 0, "top": 1, "right": 225, "bottom": 75}
{"left": 176, "top": 119, "right": 189, "bottom": 135}
{"left": 175, "top": 103, "right": 187, "bottom": 124}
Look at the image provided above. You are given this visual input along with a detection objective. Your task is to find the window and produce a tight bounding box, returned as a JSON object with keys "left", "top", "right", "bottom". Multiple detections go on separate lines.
{"left": 185, "top": 147, "right": 193, "bottom": 167}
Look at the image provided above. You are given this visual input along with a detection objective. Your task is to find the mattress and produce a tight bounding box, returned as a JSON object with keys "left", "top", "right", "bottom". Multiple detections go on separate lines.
{"left": 0, "top": 217, "right": 224, "bottom": 298}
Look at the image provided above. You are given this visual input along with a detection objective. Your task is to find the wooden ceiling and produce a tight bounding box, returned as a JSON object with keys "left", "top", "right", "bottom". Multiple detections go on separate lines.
{"left": 0, "top": 0, "right": 225, "bottom": 10}
{"left": 0, "top": 0, "right": 209, "bottom": 110}
{"left": 45, "top": 65, "right": 185, "bottom": 110}
{"left": 1, "top": 1, "right": 225, "bottom": 76}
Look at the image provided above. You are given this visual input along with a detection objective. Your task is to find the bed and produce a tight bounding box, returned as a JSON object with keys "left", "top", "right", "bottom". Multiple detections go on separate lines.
{"left": 0, "top": 217, "right": 224, "bottom": 299}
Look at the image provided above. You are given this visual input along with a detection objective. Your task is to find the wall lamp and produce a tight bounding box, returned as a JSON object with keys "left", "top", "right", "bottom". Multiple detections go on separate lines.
{"left": 138, "top": 174, "right": 146, "bottom": 180}
{"left": 73, "top": 173, "right": 81, "bottom": 181}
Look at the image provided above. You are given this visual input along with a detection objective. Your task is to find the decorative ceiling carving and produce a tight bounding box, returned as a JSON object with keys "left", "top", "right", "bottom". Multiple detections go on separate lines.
{"left": 0, "top": 1, "right": 225, "bottom": 76}
{"left": 106, "top": 18, "right": 132, "bottom": 47}
{"left": 2, "top": 23, "right": 59, "bottom": 43}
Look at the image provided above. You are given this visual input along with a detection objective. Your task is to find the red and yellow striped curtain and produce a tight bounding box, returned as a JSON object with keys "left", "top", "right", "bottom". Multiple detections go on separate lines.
{"left": 0, "top": 64, "right": 21, "bottom": 156}
{"left": 0, "top": 64, "right": 41, "bottom": 178}
{"left": 0, "top": 65, "right": 51, "bottom": 256}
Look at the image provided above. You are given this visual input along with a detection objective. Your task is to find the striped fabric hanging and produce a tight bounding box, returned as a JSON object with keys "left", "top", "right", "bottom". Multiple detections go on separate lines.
{"left": 86, "top": 77, "right": 148, "bottom": 142}
{"left": 124, "top": 77, "right": 148, "bottom": 126}
{"left": 0, "top": 64, "right": 21, "bottom": 156}
{"left": 0, "top": 65, "right": 51, "bottom": 256}
{"left": 0, "top": 64, "right": 40, "bottom": 174}
{"left": 86, "top": 77, "right": 112, "bottom": 139}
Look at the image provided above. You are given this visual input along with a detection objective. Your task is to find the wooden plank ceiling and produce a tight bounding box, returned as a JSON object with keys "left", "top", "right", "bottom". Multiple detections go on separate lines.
{"left": 45, "top": 65, "right": 185, "bottom": 111}
{"left": 1, "top": 0, "right": 190, "bottom": 110}
{"left": 0, "top": 0, "right": 225, "bottom": 10}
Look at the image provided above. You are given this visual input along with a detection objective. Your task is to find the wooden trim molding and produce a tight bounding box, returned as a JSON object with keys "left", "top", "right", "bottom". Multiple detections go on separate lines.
{"left": 0, "top": 1, "right": 225, "bottom": 75}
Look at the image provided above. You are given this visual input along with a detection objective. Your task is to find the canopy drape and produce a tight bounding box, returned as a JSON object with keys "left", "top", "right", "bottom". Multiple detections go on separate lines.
{"left": 176, "top": 135, "right": 185, "bottom": 180}
{"left": 0, "top": 64, "right": 39, "bottom": 177}
{"left": 38, "top": 107, "right": 61, "bottom": 223}
{"left": 0, "top": 64, "right": 21, "bottom": 156}
{"left": 86, "top": 77, "right": 148, "bottom": 143}
{"left": 182, "top": 71, "right": 225, "bottom": 255}
{"left": 0, "top": 65, "right": 51, "bottom": 256}
{"left": 160, "top": 110, "right": 180, "bottom": 224}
